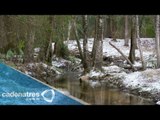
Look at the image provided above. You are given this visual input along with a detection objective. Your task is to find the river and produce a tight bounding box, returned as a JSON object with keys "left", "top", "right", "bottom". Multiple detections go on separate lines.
{"left": 46, "top": 72, "right": 155, "bottom": 105}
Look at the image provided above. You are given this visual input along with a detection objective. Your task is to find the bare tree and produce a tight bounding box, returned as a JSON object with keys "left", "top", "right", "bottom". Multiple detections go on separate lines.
{"left": 136, "top": 15, "right": 146, "bottom": 70}
{"left": 156, "top": 15, "right": 160, "bottom": 68}
{"left": 82, "top": 15, "right": 90, "bottom": 73}
{"left": 67, "top": 20, "right": 71, "bottom": 47}
{"left": 93, "top": 15, "right": 103, "bottom": 70}
{"left": 124, "top": 15, "right": 129, "bottom": 46}
{"left": 24, "top": 16, "right": 35, "bottom": 63}
{"left": 91, "top": 16, "right": 98, "bottom": 62}
{"left": 107, "top": 15, "right": 112, "bottom": 38}
{"left": 129, "top": 15, "right": 136, "bottom": 64}
{"left": 46, "top": 16, "right": 55, "bottom": 63}
{"left": 0, "top": 16, "right": 7, "bottom": 52}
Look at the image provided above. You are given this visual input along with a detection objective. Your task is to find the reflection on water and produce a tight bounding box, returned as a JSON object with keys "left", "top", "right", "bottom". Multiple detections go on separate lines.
{"left": 47, "top": 72, "right": 154, "bottom": 105}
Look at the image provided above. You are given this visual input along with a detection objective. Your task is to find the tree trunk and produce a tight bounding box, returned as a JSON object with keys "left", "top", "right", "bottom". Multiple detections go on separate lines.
{"left": 129, "top": 16, "right": 136, "bottom": 64}
{"left": 136, "top": 15, "right": 146, "bottom": 70}
{"left": 103, "top": 16, "right": 108, "bottom": 38}
{"left": 24, "top": 31, "right": 35, "bottom": 63}
{"left": 82, "top": 15, "right": 90, "bottom": 73}
{"left": 67, "top": 20, "right": 71, "bottom": 46}
{"left": 124, "top": 15, "right": 129, "bottom": 46}
{"left": 46, "top": 16, "right": 54, "bottom": 63}
{"left": 24, "top": 16, "right": 35, "bottom": 63}
{"left": 156, "top": 15, "right": 160, "bottom": 68}
{"left": 72, "top": 16, "right": 84, "bottom": 63}
{"left": 108, "top": 15, "right": 112, "bottom": 38}
{"left": 0, "top": 16, "right": 7, "bottom": 52}
{"left": 112, "top": 16, "right": 117, "bottom": 41}
{"left": 93, "top": 15, "right": 103, "bottom": 70}
{"left": 91, "top": 16, "right": 98, "bottom": 63}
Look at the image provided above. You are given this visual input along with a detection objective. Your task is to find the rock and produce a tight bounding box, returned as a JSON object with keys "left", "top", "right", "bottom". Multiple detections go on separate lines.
{"left": 79, "top": 75, "right": 89, "bottom": 83}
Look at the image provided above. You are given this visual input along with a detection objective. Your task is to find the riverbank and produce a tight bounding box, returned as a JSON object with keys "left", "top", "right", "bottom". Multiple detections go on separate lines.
{"left": 82, "top": 66, "right": 160, "bottom": 103}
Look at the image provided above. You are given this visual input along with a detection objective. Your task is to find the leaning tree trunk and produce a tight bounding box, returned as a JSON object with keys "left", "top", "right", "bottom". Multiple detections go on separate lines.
{"left": 136, "top": 15, "right": 146, "bottom": 70}
{"left": 109, "top": 41, "right": 135, "bottom": 71}
{"left": 93, "top": 15, "right": 103, "bottom": 70}
{"left": 124, "top": 15, "right": 129, "bottom": 46}
{"left": 129, "top": 15, "right": 136, "bottom": 64}
{"left": 156, "top": 15, "right": 160, "bottom": 68}
{"left": 72, "top": 16, "right": 84, "bottom": 63}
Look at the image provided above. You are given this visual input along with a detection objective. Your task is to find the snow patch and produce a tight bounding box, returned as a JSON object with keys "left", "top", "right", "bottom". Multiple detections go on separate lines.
{"left": 156, "top": 101, "right": 160, "bottom": 105}
{"left": 102, "top": 65, "right": 122, "bottom": 73}
{"left": 34, "top": 48, "right": 40, "bottom": 53}
{"left": 89, "top": 81, "right": 101, "bottom": 88}
{"left": 123, "top": 69, "right": 160, "bottom": 94}
{"left": 134, "top": 62, "right": 142, "bottom": 67}
{"left": 66, "top": 38, "right": 154, "bottom": 64}
{"left": 27, "top": 63, "right": 35, "bottom": 69}
{"left": 89, "top": 70, "right": 105, "bottom": 78}
{"left": 124, "top": 71, "right": 143, "bottom": 87}
{"left": 52, "top": 57, "right": 71, "bottom": 68}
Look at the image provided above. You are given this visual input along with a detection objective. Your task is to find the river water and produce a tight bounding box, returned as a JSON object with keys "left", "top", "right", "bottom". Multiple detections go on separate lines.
{"left": 47, "top": 72, "right": 154, "bottom": 105}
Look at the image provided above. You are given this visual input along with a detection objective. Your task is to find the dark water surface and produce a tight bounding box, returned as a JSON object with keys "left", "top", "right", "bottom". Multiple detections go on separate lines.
{"left": 47, "top": 72, "right": 155, "bottom": 105}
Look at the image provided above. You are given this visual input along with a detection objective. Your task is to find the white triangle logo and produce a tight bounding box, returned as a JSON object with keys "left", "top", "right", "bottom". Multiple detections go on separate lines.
{"left": 41, "top": 89, "right": 55, "bottom": 103}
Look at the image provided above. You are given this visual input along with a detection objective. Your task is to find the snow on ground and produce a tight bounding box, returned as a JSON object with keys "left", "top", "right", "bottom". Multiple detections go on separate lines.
{"left": 88, "top": 65, "right": 126, "bottom": 80}
{"left": 89, "top": 69, "right": 105, "bottom": 78}
{"left": 52, "top": 56, "right": 71, "bottom": 68}
{"left": 102, "top": 65, "right": 123, "bottom": 73}
{"left": 89, "top": 81, "right": 101, "bottom": 88}
{"left": 65, "top": 38, "right": 155, "bottom": 62}
{"left": 123, "top": 69, "right": 160, "bottom": 94}
{"left": 156, "top": 101, "right": 160, "bottom": 105}
{"left": 86, "top": 64, "right": 160, "bottom": 99}
{"left": 133, "top": 61, "right": 142, "bottom": 67}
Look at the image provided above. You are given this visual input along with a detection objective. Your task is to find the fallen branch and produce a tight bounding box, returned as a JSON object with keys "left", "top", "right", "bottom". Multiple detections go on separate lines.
{"left": 109, "top": 41, "right": 136, "bottom": 71}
